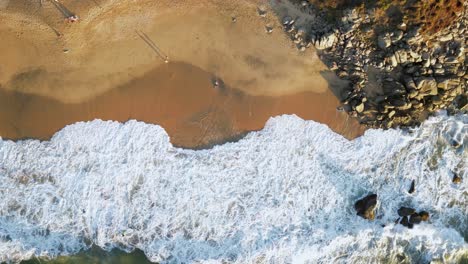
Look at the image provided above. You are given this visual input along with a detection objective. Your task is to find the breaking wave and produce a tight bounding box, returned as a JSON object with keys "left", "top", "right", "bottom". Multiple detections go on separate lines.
{"left": 0, "top": 113, "right": 467, "bottom": 263}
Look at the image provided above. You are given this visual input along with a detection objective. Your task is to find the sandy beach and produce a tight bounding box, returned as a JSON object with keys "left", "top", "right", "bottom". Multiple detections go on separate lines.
{"left": 0, "top": 0, "right": 346, "bottom": 101}
{"left": 0, "top": 0, "right": 363, "bottom": 148}
{"left": 0, "top": 61, "right": 362, "bottom": 149}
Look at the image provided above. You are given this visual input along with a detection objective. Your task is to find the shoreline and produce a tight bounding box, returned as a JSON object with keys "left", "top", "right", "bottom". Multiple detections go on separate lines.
{"left": 0, "top": 61, "right": 364, "bottom": 149}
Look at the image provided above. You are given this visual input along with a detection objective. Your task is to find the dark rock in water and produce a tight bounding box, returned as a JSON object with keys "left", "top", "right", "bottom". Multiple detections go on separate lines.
{"left": 400, "top": 216, "right": 413, "bottom": 228}
{"left": 408, "top": 180, "right": 415, "bottom": 194}
{"left": 452, "top": 174, "right": 462, "bottom": 184}
{"left": 398, "top": 207, "right": 416, "bottom": 217}
{"left": 354, "top": 194, "right": 378, "bottom": 220}
{"left": 419, "top": 211, "right": 430, "bottom": 221}
{"left": 409, "top": 213, "right": 422, "bottom": 224}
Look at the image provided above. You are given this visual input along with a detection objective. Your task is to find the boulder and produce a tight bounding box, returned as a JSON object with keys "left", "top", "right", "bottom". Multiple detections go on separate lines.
{"left": 354, "top": 194, "right": 378, "bottom": 220}
{"left": 315, "top": 33, "right": 337, "bottom": 50}
{"left": 355, "top": 102, "right": 365, "bottom": 113}
{"left": 378, "top": 34, "right": 391, "bottom": 49}
{"left": 395, "top": 50, "right": 408, "bottom": 64}
{"left": 452, "top": 174, "right": 462, "bottom": 184}
{"left": 419, "top": 211, "right": 430, "bottom": 221}
{"left": 400, "top": 216, "right": 413, "bottom": 228}
{"left": 391, "top": 30, "right": 404, "bottom": 43}
{"left": 415, "top": 77, "right": 438, "bottom": 95}
{"left": 409, "top": 214, "right": 422, "bottom": 224}
{"left": 408, "top": 180, "right": 415, "bottom": 194}
{"left": 408, "top": 211, "right": 429, "bottom": 225}
{"left": 398, "top": 207, "right": 416, "bottom": 217}
{"left": 389, "top": 54, "right": 398, "bottom": 67}
{"left": 408, "top": 89, "right": 419, "bottom": 98}
{"left": 439, "top": 34, "right": 453, "bottom": 42}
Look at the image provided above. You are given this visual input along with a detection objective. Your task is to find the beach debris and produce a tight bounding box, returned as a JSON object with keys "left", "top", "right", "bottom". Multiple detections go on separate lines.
{"left": 452, "top": 173, "right": 462, "bottom": 184}
{"left": 354, "top": 193, "right": 377, "bottom": 220}
{"left": 265, "top": 26, "right": 273, "bottom": 34}
{"left": 136, "top": 30, "right": 169, "bottom": 63}
{"left": 63, "top": 49, "right": 69, "bottom": 53}
{"left": 397, "top": 207, "right": 416, "bottom": 217}
{"left": 50, "top": 0, "right": 79, "bottom": 22}
{"left": 408, "top": 180, "right": 415, "bottom": 193}
{"left": 232, "top": 16, "right": 237, "bottom": 23}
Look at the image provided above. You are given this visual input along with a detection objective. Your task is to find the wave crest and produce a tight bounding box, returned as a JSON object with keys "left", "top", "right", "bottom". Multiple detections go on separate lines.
{"left": 0, "top": 113, "right": 467, "bottom": 263}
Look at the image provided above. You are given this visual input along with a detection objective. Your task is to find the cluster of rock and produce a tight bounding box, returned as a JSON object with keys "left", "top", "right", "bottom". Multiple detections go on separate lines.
{"left": 354, "top": 194, "right": 430, "bottom": 229}
{"left": 396, "top": 207, "right": 429, "bottom": 229}
{"left": 282, "top": 1, "right": 468, "bottom": 128}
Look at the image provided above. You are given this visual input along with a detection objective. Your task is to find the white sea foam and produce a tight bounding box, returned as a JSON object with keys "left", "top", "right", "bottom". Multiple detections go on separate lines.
{"left": 0, "top": 113, "right": 467, "bottom": 263}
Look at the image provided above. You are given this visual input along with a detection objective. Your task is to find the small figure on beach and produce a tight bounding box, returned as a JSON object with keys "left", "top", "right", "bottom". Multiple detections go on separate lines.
{"left": 66, "top": 14, "right": 79, "bottom": 23}
{"left": 50, "top": 0, "right": 79, "bottom": 23}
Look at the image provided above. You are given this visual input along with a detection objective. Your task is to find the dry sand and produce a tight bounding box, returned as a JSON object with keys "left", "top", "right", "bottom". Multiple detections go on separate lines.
{"left": 0, "top": 0, "right": 346, "bottom": 101}
{"left": 0, "top": 0, "right": 364, "bottom": 148}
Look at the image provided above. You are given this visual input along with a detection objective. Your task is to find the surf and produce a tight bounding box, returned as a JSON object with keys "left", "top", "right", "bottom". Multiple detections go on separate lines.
{"left": 0, "top": 113, "right": 466, "bottom": 263}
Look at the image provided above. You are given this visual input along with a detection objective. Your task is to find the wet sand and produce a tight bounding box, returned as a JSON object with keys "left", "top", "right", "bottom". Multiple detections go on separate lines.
{"left": 0, "top": 62, "right": 363, "bottom": 149}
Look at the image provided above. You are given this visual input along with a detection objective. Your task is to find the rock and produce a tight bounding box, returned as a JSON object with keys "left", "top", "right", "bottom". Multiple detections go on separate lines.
{"left": 397, "top": 22, "right": 407, "bottom": 31}
{"left": 439, "top": 34, "right": 453, "bottom": 42}
{"left": 355, "top": 102, "right": 365, "bottom": 113}
{"left": 282, "top": 16, "right": 292, "bottom": 25}
{"left": 389, "top": 54, "right": 398, "bottom": 67}
{"left": 354, "top": 194, "right": 378, "bottom": 220}
{"left": 408, "top": 89, "right": 419, "bottom": 98}
{"left": 398, "top": 207, "right": 416, "bottom": 217}
{"left": 314, "top": 33, "right": 337, "bottom": 50}
{"left": 391, "top": 30, "right": 404, "bottom": 43}
{"left": 432, "top": 95, "right": 443, "bottom": 105}
{"left": 400, "top": 216, "right": 413, "bottom": 228}
{"left": 409, "top": 213, "right": 422, "bottom": 224}
{"left": 408, "top": 180, "right": 415, "bottom": 194}
{"left": 452, "top": 174, "right": 462, "bottom": 184}
{"left": 378, "top": 34, "right": 391, "bottom": 49}
{"left": 419, "top": 211, "right": 430, "bottom": 221}
{"left": 423, "top": 59, "right": 431, "bottom": 68}
{"left": 415, "top": 77, "right": 438, "bottom": 95}
{"left": 409, "top": 51, "right": 420, "bottom": 60}
{"left": 421, "top": 52, "right": 430, "bottom": 60}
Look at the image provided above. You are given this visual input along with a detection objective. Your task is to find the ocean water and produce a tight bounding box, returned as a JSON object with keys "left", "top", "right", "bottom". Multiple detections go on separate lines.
{"left": 0, "top": 113, "right": 466, "bottom": 263}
